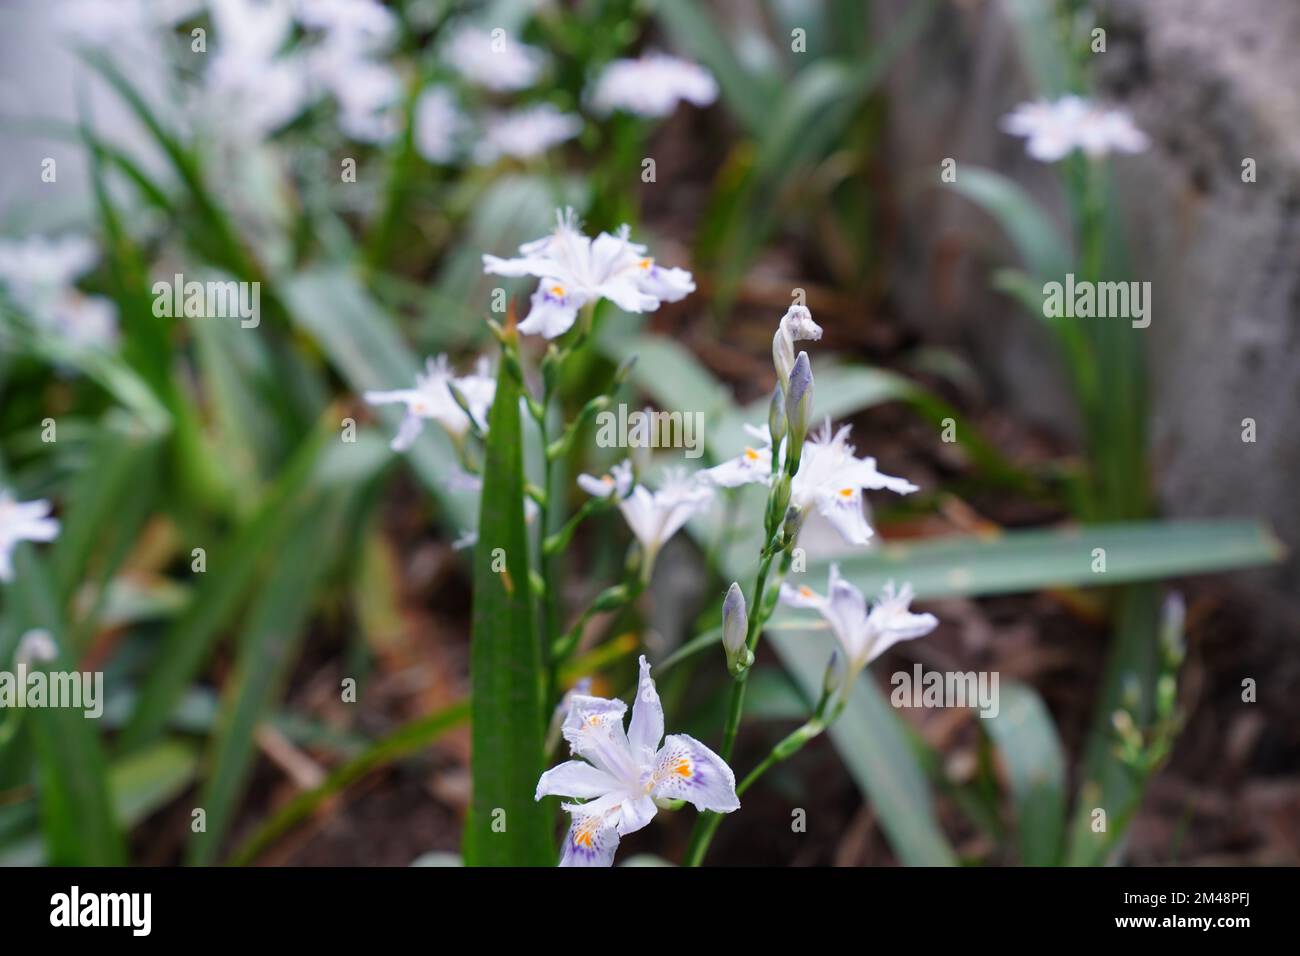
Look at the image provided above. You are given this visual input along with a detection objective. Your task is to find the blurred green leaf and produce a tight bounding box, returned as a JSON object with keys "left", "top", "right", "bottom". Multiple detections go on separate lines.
{"left": 0, "top": 549, "right": 124, "bottom": 864}
{"left": 1065, "top": 584, "right": 1160, "bottom": 866}
{"left": 821, "top": 519, "right": 1284, "bottom": 600}
{"left": 1002, "top": 0, "right": 1071, "bottom": 98}
{"left": 283, "top": 269, "right": 476, "bottom": 530}
{"left": 653, "top": 0, "right": 776, "bottom": 133}
{"left": 983, "top": 681, "right": 1067, "bottom": 866}
{"left": 948, "top": 167, "right": 1073, "bottom": 285}
{"left": 187, "top": 492, "right": 352, "bottom": 865}
{"left": 119, "top": 424, "right": 335, "bottom": 750}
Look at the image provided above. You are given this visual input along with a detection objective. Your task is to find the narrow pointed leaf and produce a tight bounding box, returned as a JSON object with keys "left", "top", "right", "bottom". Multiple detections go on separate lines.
{"left": 464, "top": 350, "right": 552, "bottom": 866}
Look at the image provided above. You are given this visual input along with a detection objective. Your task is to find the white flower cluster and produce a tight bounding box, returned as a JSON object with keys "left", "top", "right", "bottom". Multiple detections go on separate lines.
{"left": 414, "top": 33, "right": 717, "bottom": 166}
{"left": 0, "top": 235, "right": 118, "bottom": 349}
{"left": 483, "top": 208, "right": 695, "bottom": 338}
{"left": 201, "top": 0, "right": 402, "bottom": 143}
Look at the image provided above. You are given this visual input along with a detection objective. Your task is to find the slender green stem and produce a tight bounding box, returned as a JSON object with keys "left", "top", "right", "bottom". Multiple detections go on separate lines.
{"left": 683, "top": 719, "right": 824, "bottom": 867}
{"left": 538, "top": 304, "right": 599, "bottom": 707}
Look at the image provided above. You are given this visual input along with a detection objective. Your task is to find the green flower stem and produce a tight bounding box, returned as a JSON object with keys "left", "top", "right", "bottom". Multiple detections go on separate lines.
{"left": 682, "top": 533, "right": 797, "bottom": 866}
{"left": 683, "top": 718, "right": 825, "bottom": 867}
{"left": 551, "top": 577, "right": 644, "bottom": 663}
{"left": 539, "top": 303, "right": 598, "bottom": 708}
{"left": 543, "top": 497, "right": 606, "bottom": 558}
{"left": 681, "top": 409, "right": 809, "bottom": 866}
{"left": 738, "top": 720, "right": 825, "bottom": 796}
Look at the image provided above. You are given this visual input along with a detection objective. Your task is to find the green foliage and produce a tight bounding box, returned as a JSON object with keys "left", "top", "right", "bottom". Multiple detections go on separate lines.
{"left": 464, "top": 346, "right": 553, "bottom": 866}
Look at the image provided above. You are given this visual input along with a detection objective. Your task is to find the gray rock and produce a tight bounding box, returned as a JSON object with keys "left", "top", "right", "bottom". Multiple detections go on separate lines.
{"left": 873, "top": 0, "right": 1298, "bottom": 611}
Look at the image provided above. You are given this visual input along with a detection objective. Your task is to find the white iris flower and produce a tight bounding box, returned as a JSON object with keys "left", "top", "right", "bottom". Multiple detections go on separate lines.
{"left": 0, "top": 235, "right": 118, "bottom": 349}
{"left": 537, "top": 655, "right": 739, "bottom": 866}
{"left": 576, "top": 460, "right": 635, "bottom": 500}
{"left": 589, "top": 53, "right": 718, "bottom": 118}
{"left": 609, "top": 470, "right": 713, "bottom": 579}
{"left": 474, "top": 104, "right": 582, "bottom": 164}
{"left": 444, "top": 25, "right": 546, "bottom": 92}
{"left": 364, "top": 356, "right": 496, "bottom": 452}
{"left": 0, "top": 492, "right": 61, "bottom": 583}
{"left": 483, "top": 208, "right": 695, "bottom": 338}
{"left": 781, "top": 568, "right": 937, "bottom": 694}
{"left": 1002, "top": 96, "right": 1148, "bottom": 162}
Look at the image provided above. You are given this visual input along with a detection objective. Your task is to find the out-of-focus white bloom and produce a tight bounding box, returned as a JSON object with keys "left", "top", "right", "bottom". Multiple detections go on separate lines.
{"left": 15, "top": 630, "right": 59, "bottom": 668}
{"left": 414, "top": 86, "right": 465, "bottom": 164}
{"left": 614, "top": 470, "right": 713, "bottom": 578}
{"left": 329, "top": 57, "right": 404, "bottom": 144}
{"left": 700, "top": 425, "right": 773, "bottom": 488}
{"left": 781, "top": 568, "right": 937, "bottom": 693}
{"left": 474, "top": 104, "right": 582, "bottom": 164}
{"left": 0, "top": 236, "right": 118, "bottom": 349}
{"left": 295, "top": 0, "right": 396, "bottom": 55}
{"left": 444, "top": 25, "right": 546, "bottom": 92}
{"left": 1002, "top": 96, "right": 1148, "bottom": 162}
{"left": 206, "top": 0, "right": 308, "bottom": 138}
{"left": 212, "top": 0, "right": 294, "bottom": 61}
{"left": 772, "top": 305, "right": 822, "bottom": 389}
{"left": 483, "top": 208, "right": 695, "bottom": 339}
{"left": 577, "top": 460, "right": 634, "bottom": 500}
{"left": 50, "top": 291, "right": 119, "bottom": 349}
{"left": 589, "top": 53, "right": 717, "bottom": 118}
{"left": 0, "top": 491, "right": 60, "bottom": 583}
{"left": 206, "top": 0, "right": 404, "bottom": 143}
{"left": 207, "top": 54, "right": 309, "bottom": 138}
{"left": 789, "top": 421, "right": 917, "bottom": 546}
{"left": 0, "top": 235, "right": 97, "bottom": 293}
{"left": 536, "top": 655, "right": 739, "bottom": 866}
{"left": 364, "top": 355, "right": 495, "bottom": 452}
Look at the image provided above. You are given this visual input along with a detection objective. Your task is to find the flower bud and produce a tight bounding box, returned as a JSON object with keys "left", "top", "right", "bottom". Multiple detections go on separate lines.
{"left": 1159, "top": 592, "right": 1186, "bottom": 668}
{"left": 816, "top": 649, "right": 846, "bottom": 716}
{"left": 781, "top": 504, "right": 805, "bottom": 546}
{"left": 768, "top": 382, "right": 787, "bottom": 451}
{"left": 613, "top": 354, "right": 639, "bottom": 389}
{"left": 1156, "top": 673, "right": 1177, "bottom": 721}
{"left": 722, "top": 582, "right": 752, "bottom": 676}
{"left": 772, "top": 304, "right": 821, "bottom": 388}
{"left": 784, "top": 351, "right": 813, "bottom": 467}
{"left": 447, "top": 380, "right": 485, "bottom": 437}
{"left": 773, "top": 330, "right": 794, "bottom": 390}
{"left": 592, "top": 584, "right": 631, "bottom": 612}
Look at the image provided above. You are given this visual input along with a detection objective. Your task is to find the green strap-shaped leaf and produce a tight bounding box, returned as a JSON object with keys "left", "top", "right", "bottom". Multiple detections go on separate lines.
{"left": 464, "top": 351, "right": 552, "bottom": 866}
{"left": 822, "top": 519, "right": 1283, "bottom": 599}
{"left": 186, "top": 493, "right": 349, "bottom": 865}
{"left": 947, "top": 167, "right": 1073, "bottom": 286}
{"left": 983, "top": 681, "right": 1067, "bottom": 866}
